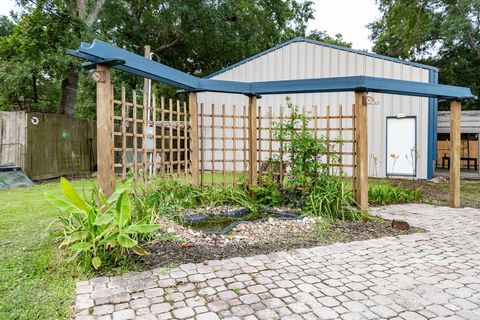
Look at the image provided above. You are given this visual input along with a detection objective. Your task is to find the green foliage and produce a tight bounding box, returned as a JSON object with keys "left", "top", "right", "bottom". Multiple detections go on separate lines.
{"left": 136, "top": 179, "right": 256, "bottom": 221}
{"left": 369, "top": 0, "right": 480, "bottom": 109}
{"left": 0, "top": 0, "right": 94, "bottom": 112}
{"left": 368, "top": 182, "right": 422, "bottom": 205}
{"left": 307, "top": 30, "right": 352, "bottom": 48}
{"left": 268, "top": 98, "right": 359, "bottom": 221}
{"left": 0, "top": 0, "right": 352, "bottom": 116}
{"left": 304, "top": 178, "right": 360, "bottom": 221}
{"left": 273, "top": 97, "right": 336, "bottom": 194}
{"left": 45, "top": 178, "right": 160, "bottom": 269}
{"left": 0, "top": 179, "right": 95, "bottom": 320}
{"left": 251, "top": 173, "right": 283, "bottom": 206}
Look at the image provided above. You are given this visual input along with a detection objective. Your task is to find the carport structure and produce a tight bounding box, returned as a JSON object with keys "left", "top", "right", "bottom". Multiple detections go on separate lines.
{"left": 68, "top": 39, "right": 476, "bottom": 210}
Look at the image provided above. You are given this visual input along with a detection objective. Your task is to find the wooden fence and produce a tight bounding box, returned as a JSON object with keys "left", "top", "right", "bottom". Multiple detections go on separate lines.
{"left": 0, "top": 111, "right": 97, "bottom": 180}
{"left": 112, "top": 87, "right": 356, "bottom": 187}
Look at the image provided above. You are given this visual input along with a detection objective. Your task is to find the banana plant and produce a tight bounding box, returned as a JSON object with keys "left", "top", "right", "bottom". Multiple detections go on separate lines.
{"left": 45, "top": 178, "right": 160, "bottom": 270}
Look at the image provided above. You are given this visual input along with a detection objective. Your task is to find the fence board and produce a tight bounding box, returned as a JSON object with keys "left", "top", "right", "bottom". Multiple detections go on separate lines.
{"left": 24, "top": 113, "right": 96, "bottom": 180}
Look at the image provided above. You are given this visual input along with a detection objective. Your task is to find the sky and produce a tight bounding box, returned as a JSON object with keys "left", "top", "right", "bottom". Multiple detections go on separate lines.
{"left": 0, "top": 0, "right": 18, "bottom": 16}
{"left": 310, "top": 0, "right": 381, "bottom": 51}
{"left": 0, "top": 0, "right": 381, "bottom": 51}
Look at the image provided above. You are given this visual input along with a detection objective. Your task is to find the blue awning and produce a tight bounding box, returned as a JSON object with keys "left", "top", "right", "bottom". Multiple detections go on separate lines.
{"left": 68, "top": 39, "right": 476, "bottom": 100}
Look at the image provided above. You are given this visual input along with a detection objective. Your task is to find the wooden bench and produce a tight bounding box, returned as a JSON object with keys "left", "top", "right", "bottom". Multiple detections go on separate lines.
{"left": 442, "top": 155, "right": 478, "bottom": 171}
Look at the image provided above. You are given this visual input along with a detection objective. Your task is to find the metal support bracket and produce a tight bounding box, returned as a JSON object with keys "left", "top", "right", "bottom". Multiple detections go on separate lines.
{"left": 82, "top": 58, "right": 126, "bottom": 70}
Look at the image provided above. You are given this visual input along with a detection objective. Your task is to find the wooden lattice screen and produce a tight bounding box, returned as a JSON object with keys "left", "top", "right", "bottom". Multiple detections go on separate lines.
{"left": 112, "top": 87, "right": 356, "bottom": 187}
{"left": 197, "top": 103, "right": 356, "bottom": 186}
{"left": 257, "top": 104, "right": 356, "bottom": 181}
{"left": 113, "top": 87, "right": 190, "bottom": 181}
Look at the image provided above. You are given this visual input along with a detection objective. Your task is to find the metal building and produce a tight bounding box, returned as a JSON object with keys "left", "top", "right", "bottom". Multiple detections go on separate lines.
{"left": 197, "top": 37, "right": 439, "bottom": 179}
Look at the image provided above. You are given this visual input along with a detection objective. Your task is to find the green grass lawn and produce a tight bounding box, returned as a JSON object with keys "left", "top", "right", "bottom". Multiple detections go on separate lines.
{"left": 0, "top": 179, "right": 95, "bottom": 320}
{"left": 432, "top": 180, "right": 480, "bottom": 202}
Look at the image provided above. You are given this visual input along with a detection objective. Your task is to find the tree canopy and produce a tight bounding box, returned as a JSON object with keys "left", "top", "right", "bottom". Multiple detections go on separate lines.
{"left": 0, "top": 0, "right": 351, "bottom": 118}
{"left": 369, "top": 0, "right": 480, "bottom": 109}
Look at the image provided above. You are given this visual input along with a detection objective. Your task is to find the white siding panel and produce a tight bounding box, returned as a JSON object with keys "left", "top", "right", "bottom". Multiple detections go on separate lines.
{"left": 197, "top": 40, "right": 433, "bottom": 178}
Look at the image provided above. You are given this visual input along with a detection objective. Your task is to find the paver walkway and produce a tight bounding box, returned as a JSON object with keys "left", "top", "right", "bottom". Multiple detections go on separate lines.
{"left": 75, "top": 204, "right": 480, "bottom": 319}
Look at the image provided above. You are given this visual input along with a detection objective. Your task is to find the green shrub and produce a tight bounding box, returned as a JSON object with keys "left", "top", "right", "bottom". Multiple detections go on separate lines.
{"left": 251, "top": 174, "right": 283, "bottom": 206}
{"left": 137, "top": 179, "right": 256, "bottom": 221}
{"left": 268, "top": 97, "right": 360, "bottom": 221}
{"left": 45, "top": 178, "right": 160, "bottom": 269}
{"left": 273, "top": 97, "right": 336, "bottom": 194}
{"left": 368, "top": 182, "right": 421, "bottom": 205}
{"left": 303, "top": 177, "right": 361, "bottom": 221}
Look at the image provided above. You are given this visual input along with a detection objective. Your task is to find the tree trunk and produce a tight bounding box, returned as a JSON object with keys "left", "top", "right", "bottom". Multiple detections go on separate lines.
{"left": 58, "top": 67, "right": 79, "bottom": 117}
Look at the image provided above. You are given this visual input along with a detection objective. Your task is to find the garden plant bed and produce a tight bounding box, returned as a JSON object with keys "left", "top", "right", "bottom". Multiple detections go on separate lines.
{"left": 382, "top": 178, "right": 480, "bottom": 208}
{"left": 137, "top": 217, "right": 423, "bottom": 269}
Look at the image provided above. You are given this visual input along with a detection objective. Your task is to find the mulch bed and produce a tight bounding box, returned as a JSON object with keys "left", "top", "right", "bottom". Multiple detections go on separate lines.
{"left": 137, "top": 219, "right": 422, "bottom": 269}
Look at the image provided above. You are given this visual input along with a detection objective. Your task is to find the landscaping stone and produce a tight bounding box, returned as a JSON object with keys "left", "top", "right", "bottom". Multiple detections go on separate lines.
{"left": 74, "top": 204, "right": 480, "bottom": 319}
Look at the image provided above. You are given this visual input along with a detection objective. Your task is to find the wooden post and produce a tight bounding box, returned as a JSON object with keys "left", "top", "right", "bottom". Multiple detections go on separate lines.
{"left": 143, "top": 45, "right": 151, "bottom": 180}
{"left": 189, "top": 92, "right": 199, "bottom": 185}
{"left": 354, "top": 91, "right": 368, "bottom": 212}
{"left": 95, "top": 65, "right": 115, "bottom": 197}
{"left": 449, "top": 100, "right": 461, "bottom": 208}
{"left": 248, "top": 95, "right": 258, "bottom": 193}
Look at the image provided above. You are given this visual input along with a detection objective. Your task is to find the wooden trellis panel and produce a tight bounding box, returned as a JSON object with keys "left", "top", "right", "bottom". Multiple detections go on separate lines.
{"left": 112, "top": 88, "right": 356, "bottom": 188}
{"left": 197, "top": 103, "right": 250, "bottom": 187}
{"left": 196, "top": 103, "right": 356, "bottom": 186}
{"left": 112, "top": 87, "right": 191, "bottom": 182}
{"left": 256, "top": 104, "right": 356, "bottom": 182}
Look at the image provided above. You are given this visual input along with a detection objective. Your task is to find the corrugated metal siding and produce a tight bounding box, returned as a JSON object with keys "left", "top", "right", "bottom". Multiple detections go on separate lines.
{"left": 438, "top": 111, "right": 480, "bottom": 134}
{"left": 198, "top": 40, "right": 431, "bottom": 179}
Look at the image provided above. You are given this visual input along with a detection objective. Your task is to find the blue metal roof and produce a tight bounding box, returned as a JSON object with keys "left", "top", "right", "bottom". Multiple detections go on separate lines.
{"left": 206, "top": 37, "right": 439, "bottom": 78}
{"left": 68, "top": 39, "right": 474, "bottom": 100}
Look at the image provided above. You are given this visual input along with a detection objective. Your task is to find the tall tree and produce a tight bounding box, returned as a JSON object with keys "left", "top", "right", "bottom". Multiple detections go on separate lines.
{"left": 58, "top": 0, "right": 106, "bottom": 116}
{"left": 0, "top": 0, "right": 106, "bottom": 114}
{"left": 0, "top": 0, "right": 350, "bottom": 117}
{"left": 369, "top": 0, "right": 480, "bottom": 109}
{"left": 97, "top": 0, "right": 318, "bottom": 76}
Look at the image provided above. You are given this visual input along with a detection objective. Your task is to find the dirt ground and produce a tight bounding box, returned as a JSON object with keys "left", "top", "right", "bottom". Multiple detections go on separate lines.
{"left": 386, "top": 178, "right": 480, "bottom": 208}
{"left": 137, "top": 219, "right": 422, "bottom": 269}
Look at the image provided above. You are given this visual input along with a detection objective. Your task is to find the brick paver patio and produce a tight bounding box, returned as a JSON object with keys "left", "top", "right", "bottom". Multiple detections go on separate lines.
{"left": 75, "top": 204, "right": 480, "bottom": 319}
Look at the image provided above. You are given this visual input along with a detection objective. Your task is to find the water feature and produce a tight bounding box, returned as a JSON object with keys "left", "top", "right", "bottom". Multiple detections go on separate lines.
{"left": 182, "top": 207, "right": 301, "bottom": 235}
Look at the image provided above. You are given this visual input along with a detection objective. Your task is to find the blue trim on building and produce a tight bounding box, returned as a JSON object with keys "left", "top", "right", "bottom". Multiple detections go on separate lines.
{"left": 427, "top": 69, "right": 439, "bottom": 179}
{"left": 68, "top": 39, "right": 475, "bottom": 100}
{"left": 206, "top": 37, "right": 439, "bottom": 79}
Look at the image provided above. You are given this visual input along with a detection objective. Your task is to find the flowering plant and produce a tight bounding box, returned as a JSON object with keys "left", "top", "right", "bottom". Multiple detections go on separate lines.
{"left": 273, "top": 97, "right": 338, "bottom": 195}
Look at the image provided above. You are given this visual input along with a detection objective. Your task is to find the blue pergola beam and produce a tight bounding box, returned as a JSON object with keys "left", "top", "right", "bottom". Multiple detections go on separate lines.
{"left": 68, "top": 39, "right": 476, "bottom": 100}
{"left": 68, "top": 40, "right": 199, "bottom": 91}
{"left": 246, "top": 77, "right": 475, "bottom": 100}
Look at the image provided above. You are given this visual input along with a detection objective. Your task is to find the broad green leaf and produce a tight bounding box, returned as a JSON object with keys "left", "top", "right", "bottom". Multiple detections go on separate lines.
{"left": 60, "top": 177, "right": 88, "bottom": 211}
{"left": 108, "top": 181, "right": 131, "bottom": 205}
{"left": 94, "top": 213, "right": 114, "bottom": 226}
{"left": 125, "top": 224, "right": 161, "bottom": 234}
{"left": 87, "top": 209, "right": 96, "bottom": 234}
{"left": 116, "top": 192, "right": 131, "bottom": 228}
{"left": 58, "top": 231, "right": 89, "bottom": 249}
{"left": 117, "top": 234, "right": 137, "bottom": 248}
{"left": 98, "top": 232, "right": 119, "bottom": 247}
{"left": 98, "top": 191, "right": 109, "bottom": 209}
{"left": 67, "top": 241, "right": 91, "bottom": 250}
{"left": 44, "top": 193, "right": 83, "bottom": 213}
{"left": 92, "top": 256, "right": 102, "bottom": 269}
{"left": 131, "top": 245, "right": 150, "bottom": 256}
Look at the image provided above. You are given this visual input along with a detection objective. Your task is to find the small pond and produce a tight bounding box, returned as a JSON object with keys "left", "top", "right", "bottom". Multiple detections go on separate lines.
{"left": 182, "top": 207, "right": 301, "bottom": 235}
